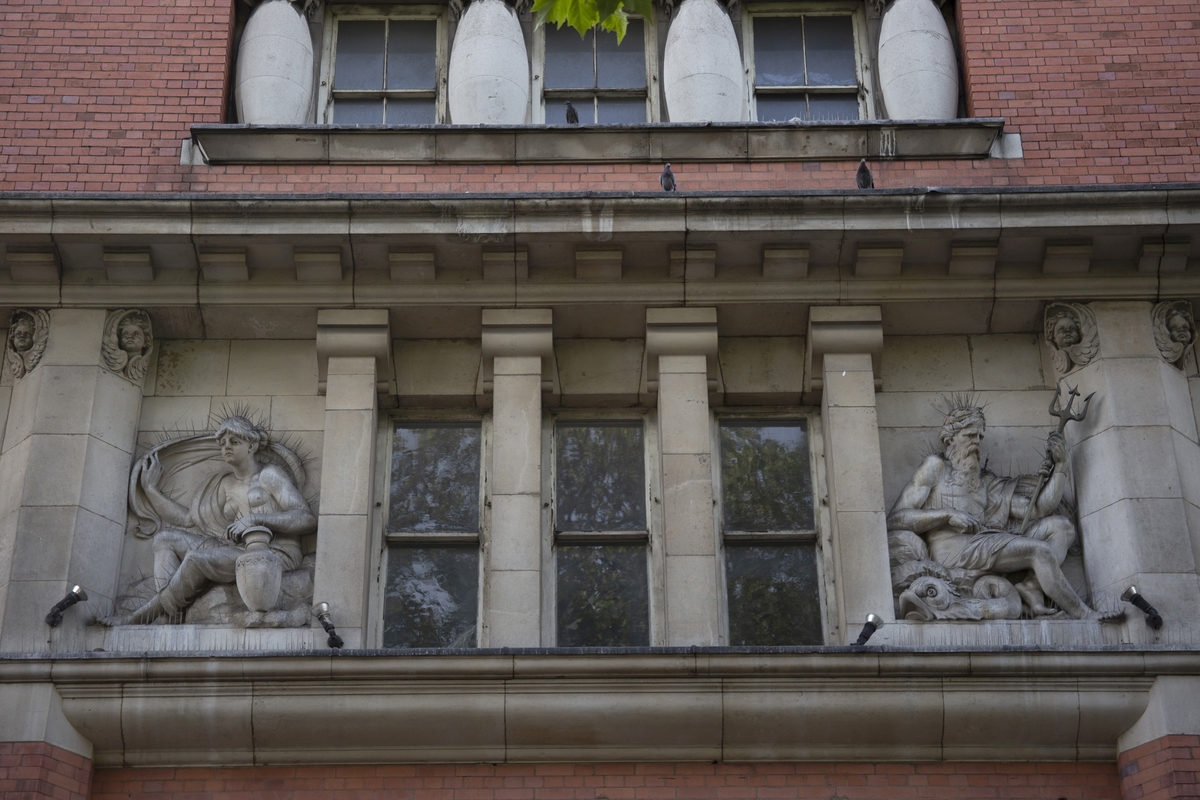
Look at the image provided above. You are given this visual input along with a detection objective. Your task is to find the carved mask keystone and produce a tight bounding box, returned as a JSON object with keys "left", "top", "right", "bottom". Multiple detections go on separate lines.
{"left": 1044, "top": 302, "right": 1098, "bottom": 375}
{"left": 1153, "top": 300, "right": 1196, "bottom": 369}
{"left": 4, "top": 308, "right": 50, "bottom": 382}
{"left": 102, "top": 309, "right": 154, "bottom": 385}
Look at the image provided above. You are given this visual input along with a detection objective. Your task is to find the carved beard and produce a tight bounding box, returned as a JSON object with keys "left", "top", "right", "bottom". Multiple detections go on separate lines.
{"left": 946, "top": 439, "right": 982, "bottom": 493}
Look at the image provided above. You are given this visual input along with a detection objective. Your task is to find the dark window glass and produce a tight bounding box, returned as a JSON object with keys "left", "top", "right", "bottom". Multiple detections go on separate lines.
{"left": 596, "top": 21, "right": 646, "bottom": 89}
{"left": 557, "top": 544, "right": 649, "bottom": 646}
{"left": 803, "top": 16, "right": 856, "bottom": 85}
{"left": 333, "top": 98, "right": 384, "bottom": 125}
{"left": 555, "top": 421, "right": 645, "bottom": 531}
{"left": 719, "top": 420, "right": 813, "bottom": 531}
{"left": 725, "top": 544, "right": 822, "bottom": 645}
{"left": 386, "top": 20, "right": 437, "bottom": 89}
{"left": 596, "top": 97, "right": 646, "bottom": 123}
{"left": 755, "top": 95, "right": 807, "bottom": 122}
{"left": 384, "top": 545, "right": 478, "bottom": 647}
{"left": 334, "top": 21, "right": 386, "bottom": 90}
{"left": 388, "top": 422, "right": 481, "bottom": 533}
{"left": 753, "top": 17, "right": 805, "bottom": 86}
{"left": 545, "top": 26, "right": 594, "bottom": 89}
{"left": 807, "top": 95, "right": 860, "bottom": 121}
{"left": 387, "top": 98, "right": 437, "bottom": 124}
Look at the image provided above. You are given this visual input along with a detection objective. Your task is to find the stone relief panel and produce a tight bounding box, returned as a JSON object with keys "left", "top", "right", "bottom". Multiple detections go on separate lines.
{"left": 100, "top": 412, "right": 318, "bottom": 628}
{"left": 886, "top": 395, "right": 1121, "bottom": 622}
{"left": 3, "top": 308, "right": 49, "bottom": 382}
{"left": 1153, "top": 300, "right": 1196, "bottom": 370}
{"left": 101, "top": 309, "right": 154, "bottom": 384}
{"left": 1044, "top": 302, "right": 1098, "bottom": 375}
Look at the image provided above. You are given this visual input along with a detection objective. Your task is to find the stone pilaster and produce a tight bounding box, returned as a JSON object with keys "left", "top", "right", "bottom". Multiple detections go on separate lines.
{"left": 807, "top": 306, "right": 894, "bottom": 643}
{"left": 479, "top": 309, "right": 553, "bottom": 647}
{"left": 311, "top": 309, "right": 391, "bottom": 649}
{"left": 0, "top": 309, "right": 144, "bottom": 652}
{"left": 646, "top": 308, "right": 721, "bottom": 646}
{"left": 1118, "top": 676, "right": 1200, "bottom": 800}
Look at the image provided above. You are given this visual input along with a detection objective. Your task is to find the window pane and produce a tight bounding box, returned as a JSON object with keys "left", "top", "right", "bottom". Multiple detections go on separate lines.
{"left": 334, "top": 20, "right": 385, "bottom": 90}
{"left": 726, "top": 544, "right": 822, "bottom": 645}
{"left": 596, "top": 20, "right": 645, "bottom": 89}
{"left": 803, "top": 16, "right": 856, "bottom": 86}
{"left": 384, "top": 545, "right": 478, "bottom": 648}
{"left": 808, "top": 94, "right": 860, "bottom": 121}
{"left": 755, "top": 95, "right": 806, "bottom": 122}
{"left": 753, "top": 17, "right": 805, "bottom": 87}
{"left": 557, "top": 544, "right": 649, "bottom": 647}
{"left": 386, "top": 98, "right": 437, "bottom": 124}
{"left": 596, "top": 97, "right": 645, "bottom": 123}
{"left": 388, "top": 422, "right": 481, "bottom": 533}
{"left": 386, "top": 20, "right": 437, "bottom": 89}
{"left": 545, "top": 26, "right": 595, "bottom": 89}
{"left": 333, "top": 98, "right": 384, "bottom": 125}
{"left": 556, "top": 421, "right": 645, "bottom": 531}
{"left": 719, "top": 420, "right": 814, "bottom": 531}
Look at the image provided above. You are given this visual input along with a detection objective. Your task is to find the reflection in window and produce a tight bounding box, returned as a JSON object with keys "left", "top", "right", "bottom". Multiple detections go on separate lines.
{"left": 557, "top": 544, "right": 649, "bottom": 647}
{"left": 725, "top": 545, "right": 822, "bottom": 645}
{"left": 555, "top": 421, "right": 645, "bottom": 532}
{"left": 751, "top": 15, "right": 859, "bottom": 122}
{"left": 719, "top": 420, "right": 814, "bottom": 532}
{"left": 543, "top": 21, "right": 648, "bottom": 123}
{"left": 331, "top": 18, "right": 438, "bottom": 124}
{"left": 384, "top": 545, "right": 479, "bottom": 647}
{"left": 388, "top": 422, "right": 480, "bottom": 533}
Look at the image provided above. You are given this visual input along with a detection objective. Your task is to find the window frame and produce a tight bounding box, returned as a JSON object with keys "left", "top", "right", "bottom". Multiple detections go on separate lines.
{"left": 740, "top": 1, "right": 874, "bottom": 123}
{"left": 540, "top": 409, "right": 665, "bottom": 646}
{"left": 530, "top": 17, "right": 662, "bottom": 125}
{"left": 319, "top": 4, "right": 451, "bottom": 125}
{"left": 710, "top": 409, "right": 837, "bottom": 645}
{"left": 369, "top": 410, "right": 490, "bottom": 648}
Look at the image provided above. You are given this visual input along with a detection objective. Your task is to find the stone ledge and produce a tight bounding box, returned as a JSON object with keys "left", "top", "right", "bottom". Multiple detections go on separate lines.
{"left": 190, "top": 119, "right": 1005, "bottom": 165}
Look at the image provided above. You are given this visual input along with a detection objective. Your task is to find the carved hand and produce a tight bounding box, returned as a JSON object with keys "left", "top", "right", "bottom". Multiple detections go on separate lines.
{"left": 1046, "top": 431, "right": 1068, "bottom": 468}
{"left": 226, "top": 515, "right": 259, "bottom": 542}
{"left": 945, "top": 510, "right": 979, "bottom": 535}
{"left": 143, "top": 452, "right": 163, "bottom": 487}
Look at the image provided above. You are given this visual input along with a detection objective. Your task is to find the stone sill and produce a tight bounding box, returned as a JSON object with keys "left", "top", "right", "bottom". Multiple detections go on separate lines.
{"left": 190, "top": 118, "right": 1004, "bottom": 165}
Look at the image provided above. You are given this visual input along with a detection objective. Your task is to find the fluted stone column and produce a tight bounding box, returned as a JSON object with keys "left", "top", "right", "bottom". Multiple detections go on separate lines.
{"left": 479, "top": 309, "right": 555, "bottom": 647}
{"left": 806, "top": 306, "right": 895, "bottom": 643}
{"left": 1067, "top": 301, "right": 1200, "bottom": 643}
{"left": 311, "top": 309, "right": 392, "bottom": 649}
{"left": 646, "top": 308, "right": 721, "bottom": 645}
{"left": 0, "top": 309, "right": 144, "bottom": 652}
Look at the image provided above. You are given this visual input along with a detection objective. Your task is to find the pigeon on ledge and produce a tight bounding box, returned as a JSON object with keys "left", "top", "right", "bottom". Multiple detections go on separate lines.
{"left": 856, "top": 159, "right": 874, "bottom": 189}
{"left": 564, "top": 100, "right": 579, "bottom": 125}
{"left": 660, "top": 163, "right": 676, "bottom": 192}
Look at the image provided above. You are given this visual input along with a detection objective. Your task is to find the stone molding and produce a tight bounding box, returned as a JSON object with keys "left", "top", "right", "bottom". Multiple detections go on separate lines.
{"left": 642, "top": 307, "right": 718, "bottom": 396}
{"left": 804, "top": 306, "right": 883, "bottom": 396}
{"left": 315, "top": 309, "right": 392, "bottom": 394}
{"left": 479, "top": 308, "right": 557, "bottom": 396}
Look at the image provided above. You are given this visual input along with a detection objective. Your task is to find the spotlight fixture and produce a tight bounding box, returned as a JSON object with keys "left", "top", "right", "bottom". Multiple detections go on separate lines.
{"left": 45, "top": 585, "right": 88, "bottom": 628}
{"left": 1121, "top": 586, "right": 1163, "bottom": 629}
{"left": 854, "top": 613, "right": 885, "bottom": 646}
{"left": 311, "top": 602, "right": 344, "bottom": 649}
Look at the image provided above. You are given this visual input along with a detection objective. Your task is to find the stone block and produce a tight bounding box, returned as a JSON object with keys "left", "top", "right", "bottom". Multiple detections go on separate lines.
{"left": 488, "top": 492, "right": 541, "bottom": 572}
{"left": 2, "top": 367, "right": 41, "bottom": 451}
{"left": 395, "top": 340, "right": 481, "bottom": 403}
{"left": 326, "top": 370, "right": 376, "bottom": 411}
{"left": 294, "top": 248, "right": 343, "bottom": 283}
{"left": 482, "top": 248, "right": 528, "bottom": 282}
{"left": 103, "top": 249, "right": 154, "bottom": 282}
{"left": 78, "top": 436, "right": 134, "bottom": 525}
{"left": 575, "top": 249, "right": 622, "bottom": 280}
{"left": 948, "top": 244, "right": 998, "bottom": 276}
{"left": 20, "top": 434, "right": 89, "bottom": 508}
{"left": 9, "top": 506, "right": 77, "bottom": 580}
{"left": 7, "top": 250, "right": 59, "bottom": 283}
{"left": 663, "top": 554, "right": 719, "bottom": 646}
{"left": 828, "top": 510, "right": 892, "bottom": 631}
{"left": 761, "top": 247, "right": 808, "bottom": 279}
{"left": 1070, "top": 358, "right": 1170, "bottom": 436}
{"left": 120, "top": 686, "right": 253, "bottom": 765}
{"left": 556, "top": 339, "right": 642, "bottom": 407}
{"left": 669, "top": 248, "right": 716, "bottom": 280}
{"left": 65, "top": 507, "right": 125, "bottom": 598}
{"left": 492, "top": 369, "right": 542, "bottom": 496}
{"left": 1138, "top": 240, "right": 1190, "bottom": 274}
{"left": 942, "top": 682, "right": 1079, "bottom": 760}
{"left": 718, "top": 337, "right": 803, "bottom": 405}
{"left": 1072, "top": 425, "right": 1182, "bottom": 515}
{"left": 270, "top": 395, "right": 325, "bottom": 432}
{"left": 483, "top": 568, "right": 540, "bottom": 647}
{"left": 0, "top": 384, "right": 10, "bottom": 453}
{"left": 1042, "top": 243, "right": 1092, "bottom": 274}
{"left": 199, "top": 251, "right": 249, "bottom": 283}
{"left": 89, "top": 370, "right": 141, "bottom": 454}
{"left": 825, "top": 407, "right": 885, "bottom": 513}
{"left": 43, "top": 309, "right": 105, "bottom": 368}
{"left": 312, "top": 514, "right": 372, "bottom": 630}
{"left": 154, "top": 340, "right": 230, "bottom": 397}
{"left": 0, "top": 439, "right": 30, "bottom": 519}
{"left": 1170, "top": 428, "right": 1200, "bottom": 510}
{"left": 1161, "top": 360, "right": 1198, "bottom": 442}
{"left": 0, "top": 580, "right": 77, "bottom": 651}
{"left": 389, "top": 250, "right": 435, "bottom": 282}
{"left": 138, "top": 396, "right": 213, "bottom": 432}
{"left": 661, "top": 453, "right": 716, "bottom": 557}
{"left": 823, "top": 354, "right": 876, "bottom": 408}
{"left": 969, "top": 334, "right": 1044, "bottom": 390}
{"left": 24, "top": 366, "right": 97, "bottom": 436}
{"left": 317, "top": 411, "right": 375, "bottom": 516}
{"left": 1090, "top": 301, "right": 1158, "bottom": 360}
{"left": 1080, "top": 498, "right": 1197, "bottom": 593}
{"left": 227, "top": 340, "right": 317, "bottom": 396}
{"left": 657, "top": 369, "right": 711, "bottom": 456}
{"left": 881, "top": 335, "right": 972, "bottom": 392}
{"left": 854, "top": 246, "right": 903, "bottom": 277}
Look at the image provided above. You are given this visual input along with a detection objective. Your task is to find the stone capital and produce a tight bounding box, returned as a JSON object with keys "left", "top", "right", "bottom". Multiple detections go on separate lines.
{"left": 478, "top": 308, "right": 556, "bottom": 397}
{"left": 315, "top": 309, "right": 392, "bottom": 395}
{"left": 642, "top": 307, "right": 718, "bottom": 396}
{"left": 805, "top": 305, "right": 883, "bottom": 395}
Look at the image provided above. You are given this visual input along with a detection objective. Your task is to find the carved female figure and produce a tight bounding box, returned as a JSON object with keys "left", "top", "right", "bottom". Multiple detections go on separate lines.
{"left": 3, "top": 308, "right": 49, "bottom": 381}
{"left": 1044, "top": 302, "right": 1098, "bottom": 374}
{"left": 101, "top": 309, "right": 154, "bottom": 383}
{"left": 1153, "top": 300, "right": 1195, "bottom": 368}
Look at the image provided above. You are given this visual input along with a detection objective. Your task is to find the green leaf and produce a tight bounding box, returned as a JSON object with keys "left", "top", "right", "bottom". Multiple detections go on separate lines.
{"left": 623, "top": 0, "right": 654, "bottom": 21}
{"left": 599, "top": 8, "right": 628, "bottom": 42}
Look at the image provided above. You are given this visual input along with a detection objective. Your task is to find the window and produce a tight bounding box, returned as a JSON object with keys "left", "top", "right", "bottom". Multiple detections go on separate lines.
{"left": 742, "top": 7, "right": 868, "bottom": 122}
{"left": 321, "top": 10, "right": 447, "bottom": 124}
{"left": 717, "top": 418, "right": 825, "bottom": 645}
{"left": 378, "top": 419, "right": 483, "bottom": 648}
{"left": 549, "top": 418, "right": 652, "bottom": 646}
{"left": 533, "top": 21, "right": 660, "bottom": 124}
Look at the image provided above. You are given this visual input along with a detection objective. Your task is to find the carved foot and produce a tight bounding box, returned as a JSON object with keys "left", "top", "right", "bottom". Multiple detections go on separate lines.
{"left": 1079, "top": 600, "right": 1125, "bottom": 623}
{"left": 95, "top": 615, "right": 131, "bottom": 628}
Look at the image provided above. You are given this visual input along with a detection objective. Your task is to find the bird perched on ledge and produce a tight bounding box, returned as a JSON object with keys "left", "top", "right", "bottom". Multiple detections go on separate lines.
{"left": 564, "top": 100, "right": 579, "bottom": 125}
{"left": 856, "top": 158, "right": 875, "bottom": 189}
{"left": 660, "top": 162, "right": 676, "bottom": 192}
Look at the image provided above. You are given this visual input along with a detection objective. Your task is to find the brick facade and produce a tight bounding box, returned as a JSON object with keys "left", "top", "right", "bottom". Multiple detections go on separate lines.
{"left": 0, "top": 742, "right": 94, "bottom": 800}
{"left": 1118, "top": 735, "right": 1200, "bottom": 800}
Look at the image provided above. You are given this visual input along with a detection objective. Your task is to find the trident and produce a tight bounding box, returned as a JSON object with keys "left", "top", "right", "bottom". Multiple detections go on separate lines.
{"left": 1018, "top": 384, "right": 1094, "bottom": 534}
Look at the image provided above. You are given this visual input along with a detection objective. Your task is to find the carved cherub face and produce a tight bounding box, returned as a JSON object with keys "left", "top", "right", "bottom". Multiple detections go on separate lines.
{"left": 118, "top": 319, "right": 146, "bottom": 354}
{"left": 1051, "top": 314, "right": 1081, "bottom": 348}
{"left": 218, "top": 430, "right": 258, "bottom": 465}
{"left": 9, "top": 319, "right": 34, "bottom": 353}
{"left": 1167, "top": 311, "right": 1193, "bottom": 345}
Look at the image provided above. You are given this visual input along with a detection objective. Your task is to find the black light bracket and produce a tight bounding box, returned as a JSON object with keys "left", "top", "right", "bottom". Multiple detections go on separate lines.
{"left": 854, "top": 613, "right": 885, "bottom": 646}
{"left": 45, "top": 585, "right": 88, "bottom": 628}
{"left": 1121, "top": 586, "right": 1163, "bottom": 630}
{"left": 311, "top": 602, "right": 345, "bottom": 649}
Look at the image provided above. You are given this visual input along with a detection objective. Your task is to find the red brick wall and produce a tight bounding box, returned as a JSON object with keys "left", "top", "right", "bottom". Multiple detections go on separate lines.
{"left": 91, "top": 761, "right": 1121, "bottom": 800}
{"left": 0, "top": 0, "right": 1198, "bottom": 193}
{"left": 0, "top": 741, "right": 93, "bottom": 800}
{"left": 1118, "top": 734, "right": 1200, "bottom": 800}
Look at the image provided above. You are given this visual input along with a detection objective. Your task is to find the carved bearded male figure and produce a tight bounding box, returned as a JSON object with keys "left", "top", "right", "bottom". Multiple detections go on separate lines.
{"left": 887, "top": 404, "right": 1112, "bottom": 621}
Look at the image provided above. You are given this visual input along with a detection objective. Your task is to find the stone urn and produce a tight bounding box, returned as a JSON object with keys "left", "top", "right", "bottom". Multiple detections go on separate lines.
{"left": 662, "top": 0, "right": 744, "bottom": 123}
{"left": 235, "top": 526, "right": 284, "bottom": 612}
{"left": 877, "top": 0, "right": 959, "bottom": 120}
{"left": 447, "top": 0, "right": 530, "bottom": 124}
{"left": 235, "top": 0, "right": 315, "bottom": 124}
